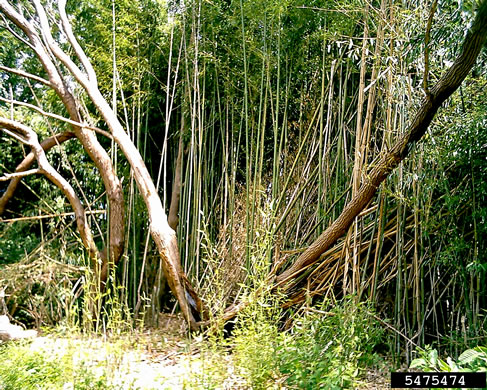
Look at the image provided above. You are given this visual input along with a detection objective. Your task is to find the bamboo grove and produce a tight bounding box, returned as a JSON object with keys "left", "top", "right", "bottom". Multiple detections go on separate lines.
{"left": 1, "top": 0, "right": 486, "bottom": 361}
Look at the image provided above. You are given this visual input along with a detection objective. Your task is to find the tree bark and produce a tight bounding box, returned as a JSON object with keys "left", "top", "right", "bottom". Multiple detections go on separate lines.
{"left": 276, "top": 0, "right": 487, "bottom": 286}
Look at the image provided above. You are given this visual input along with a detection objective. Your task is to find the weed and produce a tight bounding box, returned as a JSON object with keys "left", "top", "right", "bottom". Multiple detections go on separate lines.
{"left": 232, "top": 300, "right": 283, "bottom": 389}
{"left": 277, "top": 297, "right": 384, "bottom": 389}
{"left": 411, "top": 344, "right": 487, "bottom": 374}
{"left": 0, "top": 341, "right": 112, "bottom": 390}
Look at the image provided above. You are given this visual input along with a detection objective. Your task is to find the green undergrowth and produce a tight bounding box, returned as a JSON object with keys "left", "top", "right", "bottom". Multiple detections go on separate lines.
{"left": 277, "top": 298, "right": 385, "bottom": 389}
{"left": 0, "top": 341, "right": 113, "bottom": 390}
{"left": 0, "top": 331, "right": 152, "bottom": 390}
{"left": 191, "top": 204, "right": 387, "bottom": 388}
{"left": 0, "top": 297, "right": 387, "bottom": 390}
{"left": 190, "top": 296, "right": 386, "bottom": 389}
{"left": 409, "top": 345, "right": 487, "bottom": 390}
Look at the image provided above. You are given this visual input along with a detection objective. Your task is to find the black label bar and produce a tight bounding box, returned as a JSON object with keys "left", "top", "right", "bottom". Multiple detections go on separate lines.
{"left": 391, "top": 372, "right": 486, "bottom": 388}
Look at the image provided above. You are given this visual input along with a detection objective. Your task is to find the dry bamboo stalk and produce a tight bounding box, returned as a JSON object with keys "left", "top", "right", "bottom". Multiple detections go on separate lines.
{"left": 347, "top": 3, "right": 370, "bottom": 295}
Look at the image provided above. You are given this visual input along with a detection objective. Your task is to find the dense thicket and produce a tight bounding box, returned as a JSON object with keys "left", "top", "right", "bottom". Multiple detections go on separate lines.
{"left": 1, "top": 0, "right": 486, "bottom": 361}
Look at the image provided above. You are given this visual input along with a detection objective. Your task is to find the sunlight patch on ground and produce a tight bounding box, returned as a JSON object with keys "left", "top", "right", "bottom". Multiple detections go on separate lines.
{"left": 24, "top": 333, "right": 247, "bottom": 389}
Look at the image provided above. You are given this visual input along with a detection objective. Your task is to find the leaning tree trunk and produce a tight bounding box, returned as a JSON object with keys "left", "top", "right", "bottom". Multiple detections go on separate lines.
{"left": 276, "top": 0, "right": 487, "bottom": 286}
{"left": 53, "top": 0, "right": 201, "bottom": 329}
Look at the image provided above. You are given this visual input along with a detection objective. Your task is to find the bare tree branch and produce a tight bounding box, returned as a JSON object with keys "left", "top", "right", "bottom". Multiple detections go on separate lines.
{"left": 0, "top": 12, "right": 34, "bottom": 50}
{"left": 33, "top": 0, "right": 92, "bottom": 89}
{"left": 0, "top": 97, "right": 113, "bottom": 139}
{"left": 58, "top": 0, "right": 98, "bottom": 86}
{"left": 0, "top": 209, "right": 105, "bottom": 223}
{"left": 0, "top": 168, "right": 40, "bottom": 181}
{"left": 0, "top": 65, "right": 51, "bottom": 87}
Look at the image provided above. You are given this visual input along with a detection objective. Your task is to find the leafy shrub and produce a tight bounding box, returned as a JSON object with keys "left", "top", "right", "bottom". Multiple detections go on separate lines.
{"left": 411, "top": 344, "right": 487, "bottom": 374}
{"left": 277, "top": 297, "right": 384, "bottom": 389}
{"left": 232, "top": 301, "right": 283, "bottom": 389}
{"left": 0, "top": 342, "right": 111, "bottom": 390}
{"left": 224, "top": 295, "right": 385, "bottom": 389}
{"left": 0, "top": 221, "right": 40, "bottom": 266}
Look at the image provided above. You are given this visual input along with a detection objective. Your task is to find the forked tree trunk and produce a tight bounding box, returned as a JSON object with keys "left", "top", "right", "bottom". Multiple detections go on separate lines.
{"left": 0, "top": 0, "right": 125, "bottom": 280}
{"left": 276, "top": 0, "right": 487, "bottom": 286}
{"left": 0, "top": 0, "right": 201, "bottom": 330}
